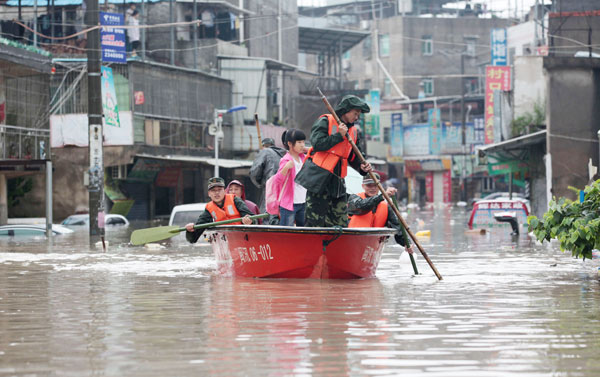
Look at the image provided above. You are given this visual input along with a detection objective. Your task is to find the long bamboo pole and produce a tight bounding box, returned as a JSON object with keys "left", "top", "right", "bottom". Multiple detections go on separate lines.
{"left": 317, "top": 88, "right": 442, "bottom": 280}
{"left": 254, "top": 113, "right": 263, "bottom": 149}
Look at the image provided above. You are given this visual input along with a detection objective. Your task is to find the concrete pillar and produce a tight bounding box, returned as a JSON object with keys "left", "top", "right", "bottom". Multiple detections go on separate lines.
{"left": 0, "top": 174, "right": 7, "bottom": 225}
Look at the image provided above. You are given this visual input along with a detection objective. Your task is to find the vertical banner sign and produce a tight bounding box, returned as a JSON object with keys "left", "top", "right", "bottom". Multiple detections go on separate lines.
{"left": 100, "top": 12, "right": 126, "bottom": 63}
{"left": 443, "top": 170, "right": 452, "bottom": 203}
{"left": 491, "top": 28, "right": 507, "bottom": 66}
{"left": 425, "top": 172, "right": 434, "bottom": 203}
{"left": 364, "top": 89, "right": 380, "bottom": 138}
{"left": 390, "top": 113, "right": 403, "bottom": 157}
{"left": 484, "top": 66, "right": 511, "bottom": 144}
{"left": 428, "top": 108, "right": 441, "bottom": 155}
{"left": 101, "top": 66, "right": 121, "bottom": 127}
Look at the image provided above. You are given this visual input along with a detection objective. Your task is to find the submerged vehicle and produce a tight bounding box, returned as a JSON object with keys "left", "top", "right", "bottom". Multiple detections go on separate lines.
{"left": 205, "top": 225, "right": 397, "bottom": 279}
{"left": 0, "top": 224, "right": 74, "bottom": 237}
{"left": 468, "top": 199, "right": 529, "bottom": 230}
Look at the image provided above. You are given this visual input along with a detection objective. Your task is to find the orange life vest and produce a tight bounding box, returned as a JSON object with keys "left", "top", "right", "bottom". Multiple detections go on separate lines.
{"left": 307, "top": 114, "right": 358, "bottom": 178}
{"left": 205, "top": 194, "right": 242, "bottom": 224}
{"left": 348, "top": 192, "right": 388, "bottom": 228}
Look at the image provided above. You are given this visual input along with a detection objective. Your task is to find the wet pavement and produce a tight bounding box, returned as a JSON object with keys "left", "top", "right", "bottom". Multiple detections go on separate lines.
{"left": 1, "top": 207, "right": 599, "bottom": 376}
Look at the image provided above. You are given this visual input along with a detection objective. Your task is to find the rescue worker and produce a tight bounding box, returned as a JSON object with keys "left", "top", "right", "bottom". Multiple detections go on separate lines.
{"left": 295, "top": 95, "right": 372, "bottom": 227}
{"left": 249, "top": 138, "right": 287, "bottom": 212}
{"left": 185, "top": 177, "right": 255, "bottom": 244}
{"left": 347, "top": 173, "right": 411, "bottom": 248}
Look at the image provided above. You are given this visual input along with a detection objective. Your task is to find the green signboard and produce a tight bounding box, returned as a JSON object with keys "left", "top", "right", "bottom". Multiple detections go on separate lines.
{"left": 487, "top": 160, "right": 528, "bottom": 176}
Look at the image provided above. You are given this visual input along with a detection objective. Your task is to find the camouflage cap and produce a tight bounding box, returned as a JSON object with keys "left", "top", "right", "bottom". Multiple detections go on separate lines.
{"left": 262, "top": 137, "right": 275, "bottom": 146}
{"left": 334, "top": 95, "right": 370, "bottom": 116}
{"left": 362, "top": 172, "right": 380, "bottom": 185}
{"left": 207, "top": 176, "right": 225, "bottom": 190}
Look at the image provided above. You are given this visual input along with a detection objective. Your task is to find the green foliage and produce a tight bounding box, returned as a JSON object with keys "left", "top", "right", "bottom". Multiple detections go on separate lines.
{"left": 511, "top": 102, "right": 545, "bottom": 137}
{"left": 8, "top": 177, "right": 33, "bottom": 207}
{"left": 527, "top": 180, "right": 600, "bottom": 260}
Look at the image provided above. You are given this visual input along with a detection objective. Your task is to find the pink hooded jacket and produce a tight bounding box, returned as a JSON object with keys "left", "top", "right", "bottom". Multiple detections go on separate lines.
{"left": 225, "top": 180, "right": 260, "bottom": 215}
{"left": 273, "top": 152, "right": 306, "bottom": 211}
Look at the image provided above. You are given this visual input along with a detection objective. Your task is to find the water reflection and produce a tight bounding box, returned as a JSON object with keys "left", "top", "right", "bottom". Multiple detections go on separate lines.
{"left": 0, "top": 207, "right": 599, "bottom": 376}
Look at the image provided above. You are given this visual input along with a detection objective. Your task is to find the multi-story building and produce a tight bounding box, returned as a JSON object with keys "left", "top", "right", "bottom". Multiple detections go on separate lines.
{"left": 0, "top": 0, "right": 302, "bottom": 222}
{"left": 0, "top": 41, "right": 52, "bottom": 225}
{"left": 300, "top": 1, "right": 507, "bottom": 204}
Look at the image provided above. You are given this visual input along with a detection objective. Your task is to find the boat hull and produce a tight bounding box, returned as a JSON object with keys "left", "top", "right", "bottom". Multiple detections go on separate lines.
{"left": 205, "top": 225, "right": 396, "bottom": 279}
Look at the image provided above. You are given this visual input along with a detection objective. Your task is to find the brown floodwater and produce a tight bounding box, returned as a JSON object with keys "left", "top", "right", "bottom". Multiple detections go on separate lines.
{"left": 1, "top": 207, "right": 599, "bottom": 376}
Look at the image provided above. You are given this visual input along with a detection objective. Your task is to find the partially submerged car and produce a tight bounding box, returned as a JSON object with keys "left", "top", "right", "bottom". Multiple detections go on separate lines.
{"left": 468, "top": 199, "right": 530, "bottom": 230}
{"left": 61, "top": 214, "right": 130, "bottom": 228}
{"left": 0, "top": 224, "right": 74, "bottom": 237}
{"left": 168, "top": 203, "right": 207, "bottom": 226}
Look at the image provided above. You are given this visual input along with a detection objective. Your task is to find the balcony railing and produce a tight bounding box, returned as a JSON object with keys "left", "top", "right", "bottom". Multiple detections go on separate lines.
{"left": 0, "top": 125, "right": 50, "bottom": 160}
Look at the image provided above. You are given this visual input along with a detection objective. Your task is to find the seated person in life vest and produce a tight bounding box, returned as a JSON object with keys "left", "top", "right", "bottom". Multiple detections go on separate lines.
{"left": 185, "top": 177, "right": 256, "bottom": 243}
{"left": 347, "top": 173, "right": 411, "bottom": 249}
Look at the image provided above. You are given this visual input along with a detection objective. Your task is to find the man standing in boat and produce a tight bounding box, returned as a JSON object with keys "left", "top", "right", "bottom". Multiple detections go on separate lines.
{"left": 249, "top": 138, "right": 287, "bottom": 213}
{"left": 348, "top": 173, "right": 411, "bottom": 248}
{"left": 295, "top": 95, "right": 372, "bottom": 227}
{"left": 185, "top": 177, "right": 255, "bottom": 243}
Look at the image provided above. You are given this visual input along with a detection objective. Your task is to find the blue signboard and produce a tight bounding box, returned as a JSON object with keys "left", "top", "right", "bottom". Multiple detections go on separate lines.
{"left": 403, "top": 124, "right": 430, "bottom": 156}
{"left": 100, "top": 12, "right": 126, "bottom": 63}
{"left": 390, "top": 113, "right": 403, "bottom": 157}
{"left": 491, "top": 28, "right": 507, "bottom": 66}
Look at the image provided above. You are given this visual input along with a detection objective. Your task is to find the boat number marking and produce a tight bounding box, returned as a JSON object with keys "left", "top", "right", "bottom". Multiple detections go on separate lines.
{"left": 236, "top": 244, "right": 274, "bottom": 265}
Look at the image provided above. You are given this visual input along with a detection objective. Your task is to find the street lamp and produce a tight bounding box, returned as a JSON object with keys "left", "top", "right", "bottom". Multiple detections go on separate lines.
{"left": 212, "top": 105, "right": 247, "bottom": 177}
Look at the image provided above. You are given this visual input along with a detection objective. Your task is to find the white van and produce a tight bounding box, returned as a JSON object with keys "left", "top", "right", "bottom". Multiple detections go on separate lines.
{"left": 168, "top": 203, "right": 207, "bottom": 226}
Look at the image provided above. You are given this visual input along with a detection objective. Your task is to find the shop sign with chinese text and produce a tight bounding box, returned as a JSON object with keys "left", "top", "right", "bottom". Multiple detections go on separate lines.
{"left": 484, "top": 66, "right": 511, "bottom": 144}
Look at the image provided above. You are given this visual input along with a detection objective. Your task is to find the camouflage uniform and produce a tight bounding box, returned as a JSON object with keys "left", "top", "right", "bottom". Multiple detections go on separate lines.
{"left": 305, "top": 191, "right": 349, "bottom": 227}
{"left": 295, "top": 95, "right": 370, "bottom": 228}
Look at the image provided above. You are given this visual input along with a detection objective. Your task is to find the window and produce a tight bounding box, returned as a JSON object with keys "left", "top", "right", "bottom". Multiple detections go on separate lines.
{"left": 466, "top": 39, "right": 476, "bottom": 57}
{"left": 421, "top": 78, "right": 434, "bottom": 96}
{"left": 379, "top": 34, "right": 390, "bottom": 57}
{"left": 363, "top": 36, "right": 372, "bottom": 59}
{"left": 364, "top": 79, "right": 372, "bottom": 89}
{"left": 422, "top": 35, "right": 433, "bottom": 56}
{"left": 384, "top": 79, "right": 391, "bottom": 97}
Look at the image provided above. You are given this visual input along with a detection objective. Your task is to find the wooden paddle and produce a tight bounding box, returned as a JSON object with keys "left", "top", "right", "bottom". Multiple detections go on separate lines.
{"left": 130, "top": 213, "right": 269, "bottom": 246}
{"left": 254, "top": 113, "right": 263, "bottom": 149}
{"left": 317, "top": 87, "right": 442, "bottom": 280}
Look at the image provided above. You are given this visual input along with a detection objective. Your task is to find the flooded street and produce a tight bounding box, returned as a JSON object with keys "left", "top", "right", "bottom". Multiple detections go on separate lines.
{"left": 1, "top": 208, "right": 599, "bottom": 376}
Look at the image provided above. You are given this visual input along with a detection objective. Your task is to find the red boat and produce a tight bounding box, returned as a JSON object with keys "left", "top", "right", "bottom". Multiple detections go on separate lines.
{"left": 204, "top": 225, "right": 397, "bottom": 279}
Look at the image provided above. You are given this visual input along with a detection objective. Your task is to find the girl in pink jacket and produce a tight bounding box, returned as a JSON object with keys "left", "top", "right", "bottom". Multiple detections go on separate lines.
{"left": 274, "top": 129, "right": 307, "bottom": 226}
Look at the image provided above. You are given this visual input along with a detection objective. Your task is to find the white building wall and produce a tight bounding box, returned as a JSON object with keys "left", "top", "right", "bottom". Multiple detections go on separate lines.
{"left": 513, "top": 56, "right": 546, "bottom": 119}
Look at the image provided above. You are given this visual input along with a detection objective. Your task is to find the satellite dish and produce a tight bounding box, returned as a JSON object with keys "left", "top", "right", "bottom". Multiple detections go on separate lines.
{"left": 208, "top": 124, "right": 218, "bottom": 136}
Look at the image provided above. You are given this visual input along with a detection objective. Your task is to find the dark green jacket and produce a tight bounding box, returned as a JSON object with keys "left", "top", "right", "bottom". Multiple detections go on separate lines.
{"left": 347, "top": 193, "right": 410, "bottom": 247}
{"left": 295, "top": 116, "right": 367, "bottom": 198}
{"left": 186, "top": 196, "right": 256, "bottom": 244}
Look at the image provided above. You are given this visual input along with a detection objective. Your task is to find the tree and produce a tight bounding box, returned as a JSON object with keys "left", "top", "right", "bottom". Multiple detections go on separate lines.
{"left": 528, "top": 180, "right": 600, "bottom": 260}
{"left": 8, "top": 177, "right": 33, "bottom": 208}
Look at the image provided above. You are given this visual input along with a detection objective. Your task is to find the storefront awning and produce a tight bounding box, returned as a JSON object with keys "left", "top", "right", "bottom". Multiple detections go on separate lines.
{"left": 298, "top": 18, "right": 370, "bottom": 55}
{"left": 218, "top": 55, "right": 298, "bottom": 72}
{"left": 476, "top": 130, "right": 546, "bottom": 157}
{"left": 136, "top": 154, "right": 253, "bottom": 168}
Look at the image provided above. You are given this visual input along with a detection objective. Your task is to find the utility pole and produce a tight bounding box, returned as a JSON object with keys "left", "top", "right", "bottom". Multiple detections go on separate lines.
{"left": 85, "top": 0, "right": 105, "bottom": 245}
{"left": 460, "top": 53, "right": 467, "bottom": 202}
